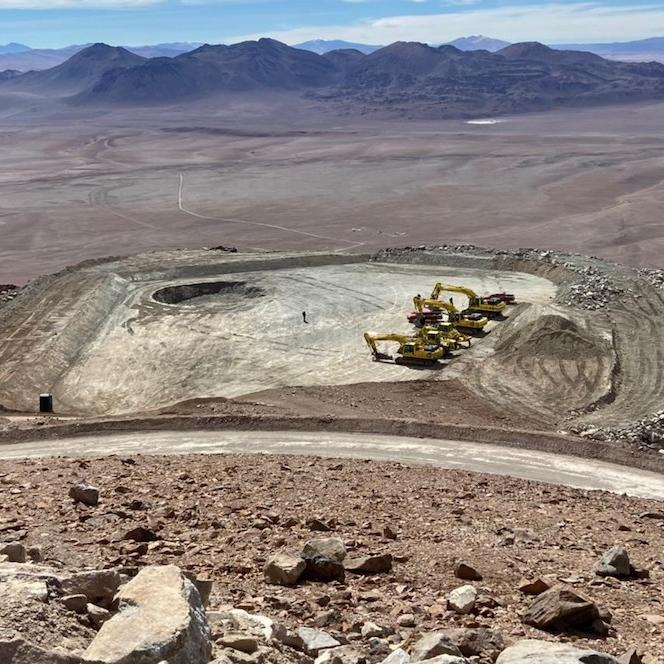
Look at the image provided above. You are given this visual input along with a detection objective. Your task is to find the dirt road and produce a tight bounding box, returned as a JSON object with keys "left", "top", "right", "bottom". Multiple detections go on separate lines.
{"left": 3, "top": 429, "right": 662, "bottom": 499}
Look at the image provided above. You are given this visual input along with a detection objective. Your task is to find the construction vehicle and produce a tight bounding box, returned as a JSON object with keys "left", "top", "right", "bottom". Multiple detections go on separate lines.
{"left": 410, "top": 295, "right": 489, "bottom": 333}
{"left": 430, "top": 283, "right": 506, "bottom": 318}
{"left": 363, "top": 332, "right": 447, "bottom": 366}
{"left": 486, "top": 291, "right": 516, "bottom": 305}
{"left": 417, "top": 323, "right": 472, "bottom": 349}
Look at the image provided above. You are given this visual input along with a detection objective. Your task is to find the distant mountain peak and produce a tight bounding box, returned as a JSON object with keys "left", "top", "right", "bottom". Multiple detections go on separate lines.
{"left": 294, "top": 39, "right": 382, "bottom": 55}
{"left": 447, "top": 35, "right": 511, "bottom": 52}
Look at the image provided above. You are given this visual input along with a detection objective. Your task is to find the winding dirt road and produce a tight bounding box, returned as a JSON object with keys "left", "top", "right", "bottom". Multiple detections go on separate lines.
{"left": 2, "top": 430, "right": 663, "bottom": 500}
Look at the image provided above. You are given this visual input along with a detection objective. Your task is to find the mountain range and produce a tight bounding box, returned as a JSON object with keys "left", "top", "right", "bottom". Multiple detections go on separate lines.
{"left": 0, "top": 41, "right": 202, "bottom": 72}
{"left": 5, "top": 35, "right": 664, "bottom": 74}
{"left": 3, "top": 39, "right": 664, "bottom": 119}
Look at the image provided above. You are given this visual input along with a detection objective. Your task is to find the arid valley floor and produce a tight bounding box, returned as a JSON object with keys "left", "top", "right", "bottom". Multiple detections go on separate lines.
{"left": 3, "top": 98, "right": 664, "bottom": 283}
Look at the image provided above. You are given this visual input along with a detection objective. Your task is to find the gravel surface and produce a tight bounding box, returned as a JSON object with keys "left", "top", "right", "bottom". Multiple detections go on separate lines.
{"left": 1, "top": 452, "right": 662, "bottom": 659}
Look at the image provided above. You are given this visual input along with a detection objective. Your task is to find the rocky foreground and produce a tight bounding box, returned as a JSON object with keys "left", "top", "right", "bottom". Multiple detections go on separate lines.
{"left": 1, "top": 452, "right": 663, "bottom": 663}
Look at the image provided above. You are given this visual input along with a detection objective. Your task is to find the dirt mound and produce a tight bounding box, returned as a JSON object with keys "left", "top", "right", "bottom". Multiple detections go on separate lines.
{"left": 497, "top": 314, "right": 606, "bottom": 361}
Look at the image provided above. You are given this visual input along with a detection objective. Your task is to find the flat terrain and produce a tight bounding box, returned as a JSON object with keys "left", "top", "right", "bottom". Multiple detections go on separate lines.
{"left": 3, "top": 99, "right": 664, "bottom": 284}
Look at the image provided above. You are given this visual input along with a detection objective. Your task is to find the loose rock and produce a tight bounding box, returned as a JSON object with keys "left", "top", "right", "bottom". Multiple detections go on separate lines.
{"left": 263, "top": 551, "right": 306, "bottom": 586}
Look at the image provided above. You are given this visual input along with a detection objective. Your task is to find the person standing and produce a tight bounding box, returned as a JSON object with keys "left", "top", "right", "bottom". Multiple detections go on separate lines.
{"left": 302, "top": 311, "right": 308, "bottom": 324}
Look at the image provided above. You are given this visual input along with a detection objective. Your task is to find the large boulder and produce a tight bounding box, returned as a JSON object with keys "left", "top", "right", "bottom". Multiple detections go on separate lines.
{"left": 263, "top": 551, "right": 306, "bottom": 586}
{"left": 496, "top": 639, "right": 619, "bottom": 663}
{"left": 0, "top": 634, "right": 84, "bottom": 664}
{"left": 595, "top": 547, "right": 632, "bottom": 578}
{"left": 82, "top": 565, "right": 211, "bottom": 664}
{"left": 522, "top": 587, "right": 602, "bottom": 633}
{"left": 0, "top": 543, "right": 26, "bottom": 563}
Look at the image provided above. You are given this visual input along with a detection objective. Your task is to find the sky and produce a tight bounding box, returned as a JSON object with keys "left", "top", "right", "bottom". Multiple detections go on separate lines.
{"left": 2, "top": 0, "right": 664, "bottom": 49}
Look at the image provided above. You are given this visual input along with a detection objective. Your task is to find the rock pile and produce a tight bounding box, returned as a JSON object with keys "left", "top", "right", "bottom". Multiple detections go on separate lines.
{"left": 372, "top": 244, "right": 630, "bottom": 311}
{"left": 0, "top": 284, "right": 18, "bottom": 305}
{"left": 574, "top": 410, "right": 664, "bottom": 453}
{"left": 639, "top": 268, "right": 664, "bottom": 290}
{"left": 264, "top": 537, "right": 393, "bottom": 586}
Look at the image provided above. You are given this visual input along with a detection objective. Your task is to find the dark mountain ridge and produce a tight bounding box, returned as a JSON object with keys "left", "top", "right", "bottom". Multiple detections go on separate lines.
{"left": 3, "top": 39, "right": 664, "bottom": 118}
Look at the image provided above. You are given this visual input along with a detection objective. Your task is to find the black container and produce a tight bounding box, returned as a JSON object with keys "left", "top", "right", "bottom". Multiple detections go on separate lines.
{"left": 39, "top": 393, "right": 53, "bottom": 413}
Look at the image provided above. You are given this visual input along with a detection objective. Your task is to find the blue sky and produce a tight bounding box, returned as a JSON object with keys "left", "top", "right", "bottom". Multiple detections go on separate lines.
{"left": 2, "top": 0, "right": 664, "bottom": 49}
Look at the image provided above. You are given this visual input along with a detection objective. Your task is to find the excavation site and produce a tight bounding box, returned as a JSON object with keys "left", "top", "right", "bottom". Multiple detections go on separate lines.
{"left": 0, "top": 244, "right": 662, "bottom": 466}
{"left": 2, "top": 245, "right": 664, "bottom": 664}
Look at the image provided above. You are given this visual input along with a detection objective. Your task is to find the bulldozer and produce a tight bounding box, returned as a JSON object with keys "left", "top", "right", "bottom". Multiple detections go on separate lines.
{"left": 363, "top": 332, "right": 447, "bottom": 366}
{"left": 430, "top": 283, "right": 506, "bottom": 318}
{"left": 410, "top": 295, "right": 488, "bottom": 334}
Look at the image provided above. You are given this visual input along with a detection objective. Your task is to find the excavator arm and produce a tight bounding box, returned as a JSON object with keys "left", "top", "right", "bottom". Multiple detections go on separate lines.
{"left": 430, "top": 283, "right": 506, "bottom": 316}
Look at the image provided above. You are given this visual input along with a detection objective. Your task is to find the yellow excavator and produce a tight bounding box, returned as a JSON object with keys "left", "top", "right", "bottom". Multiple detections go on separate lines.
{"left": 411, "top": 295, "right": 489, "bottom": 333}
{"left": 417, "top": 323, "right": 472, "bottom": 349}
{"left": 430, "top": 283, "right": 506, "bottom": 318}
{"left": 363, "top": 332, "right": 447, "bottom": 366}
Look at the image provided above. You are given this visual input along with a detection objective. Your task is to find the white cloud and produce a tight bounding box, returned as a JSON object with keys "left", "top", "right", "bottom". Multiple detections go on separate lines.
{"left": 227, "top": 2, "right": 664, "bottom": 46}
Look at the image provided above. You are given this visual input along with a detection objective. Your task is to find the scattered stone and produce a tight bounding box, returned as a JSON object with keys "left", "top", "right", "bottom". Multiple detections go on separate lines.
{"left": 69, "top": 483, "right": 99, "bottom": 507}
{"left": 83, "top": 565, "right": 212, "bottom": 663}
{"left": 122, "top": 525, "right": 159, "bottom": 542}
{"left": 595, "top": 546, "right": 632, "bottom": 578}
{"left": 361, "top": 622, "right": 388, "bottom": 638}
{"left": 0, "top": 543, "right": 26, "bottom": 563}
{"left": 307, "top": 518, "right": 332, "bottom": 532}
{"left": 315, "top": 645, "right": 365, "bottom": 664}
{"left": 60, "top": 569, "right": 121, "bottom": 608}
{"left": 217, "top": 633, "right": 259, "bottom": 654}
{"left": 26, "top": 546, "right": 43, "bottom": 563}
{"left": 522, "top": 587, "right": 603, "bottom": 633}
{"left": 297, "top": 627, "right": 340, "bottom": 655}
{"left": 61, "top": 594, "right": 88, "bottom": 614}
{"left": 87, "top": 603, "right": 111, "bottom": 628}
{"left": 518, "top": 577, "right": 550, "bottom": 595}
{"left": 496, "top": 639, "right": 619, "bottom": 663}
{"left": 303, "top": 538, "right": 347, "bottom": 562}
{"left": 440, "top": 628, "right": 504, "bottom": 659}
{"left": 454, "top": 562, "right": 482, "bottom": 581}
{"left": 618, "top": 648, "right": 643, "bottom": 664}
{"left": 383, "top": 525, "right": 398, "bottom": 540}
{"left": 344, "top": 554, "right": 392, "bottom": 575}
{"left": 381, "top": 648, "right": 410, "bottom": 664}
{"left": 263, "top": 551, "right": 306, "bottom": 586}
{"left": 639, "top": 614, "right": 664, "bottom": 626}
{"left": 303, "top": 553, "right": 346, "bottom": 582}
{"left": 409, "top": 632, "right": 464, "bottom": 661}
{"left": 397, "top": 614, "right": 416, "bottom": 628}
{"left": 448, "top": 585, "right": 478, "bottom": 615}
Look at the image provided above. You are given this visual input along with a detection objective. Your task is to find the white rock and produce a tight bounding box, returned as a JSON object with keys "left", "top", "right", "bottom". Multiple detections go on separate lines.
{"left": 296, "top": 627, "right": 340, "bottom": 655}
{"left": 83, "top": 565, "right": 211, "bottom": 664}
{"left": 447, "top": 585, "right": 477, "bottom": 615}
{"left": 496, "top": 640, "right": 619, "bottom": 663}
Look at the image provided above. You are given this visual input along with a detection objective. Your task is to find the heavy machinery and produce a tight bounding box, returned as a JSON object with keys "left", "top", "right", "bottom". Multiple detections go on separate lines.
{"left": 487, "top": 291, "right": 516, "bottom": 305}
{"left": 410, "top": 295, "right": 489, "bottom": 334}
{"left": 363, "top": 332, "right": 447, "bottom": 366}
{"left": 417, "top": 323, "right": 472, "bottom": 349}
{"left": 430, "top": 283, "right": 506, "bottom": 318}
